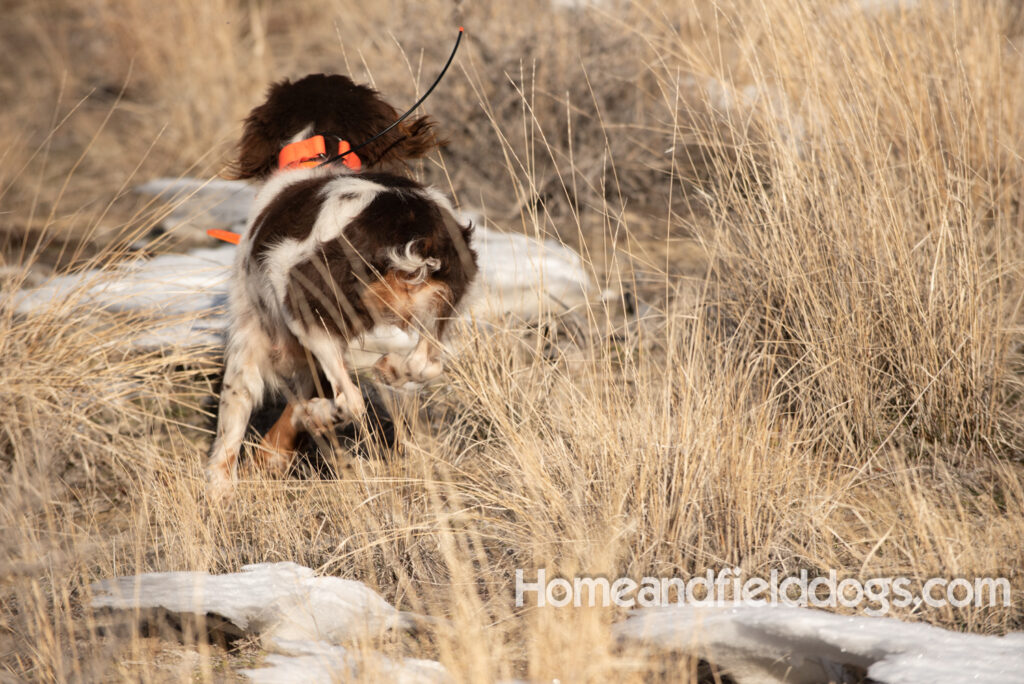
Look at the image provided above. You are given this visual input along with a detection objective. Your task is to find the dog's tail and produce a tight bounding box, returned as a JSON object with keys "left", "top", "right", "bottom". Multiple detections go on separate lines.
{"left": 386, "top": 241, "right": 441, "bottom": 284}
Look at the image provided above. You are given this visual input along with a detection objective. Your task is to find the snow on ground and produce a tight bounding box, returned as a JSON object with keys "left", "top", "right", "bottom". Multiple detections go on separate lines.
{"left": 93, "top": 565, "right": 1024, "bottom": 683}
{"left": 91, "top": 562, "right": 450, "bottom": 683}
{"left": 14, "top": 245, "right": 233, "bottom": 349}
{"left": 241, "top": 640, "right": 449, "bottom": 684}
{"left": 135, "top": 177, "right": 256, "bottom": 236}
{"left": 614, "top": 604, "right": 1024, "bottom": 684}
{"left": 15, "top": 178, "right": 603, "bottom": 363}
{"left": 92, "top": 562, "right": 409, "bottom": 644}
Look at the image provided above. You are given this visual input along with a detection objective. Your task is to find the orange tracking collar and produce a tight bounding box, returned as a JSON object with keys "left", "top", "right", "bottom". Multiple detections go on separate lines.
{"left": 278, "top": 135, "right": 362, "bottom": 171}
{"left": 207, "top": 136, "right": 362, "bottom": 245}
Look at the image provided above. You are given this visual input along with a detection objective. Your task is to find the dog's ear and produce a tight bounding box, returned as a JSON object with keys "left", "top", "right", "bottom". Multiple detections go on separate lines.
{"left": 368, "top": 114, "right": 446, "bottom": 169}
{"left": 226, "top": 82, "right": 288, "bottom": 180}
{"left": 394, "top": 114, "right": 445, "bottom": 159}
{"left": 227, "top": 105, "right": 278, "bottom": 180}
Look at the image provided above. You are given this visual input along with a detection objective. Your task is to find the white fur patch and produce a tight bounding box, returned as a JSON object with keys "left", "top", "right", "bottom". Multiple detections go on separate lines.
{"left": 420, "top": 186, "right": 459, "bottom": 215}
{"left": 386, "top": 241, "right": 441, "bottom": 284}
{"left": 262, "top": 238, "right": 315, "bottom": 308}
{"left": 286, "top": 123, "right": 315, "bottom": 145}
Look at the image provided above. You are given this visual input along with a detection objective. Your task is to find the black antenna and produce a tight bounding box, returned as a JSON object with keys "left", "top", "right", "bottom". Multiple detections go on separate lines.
{"left": 322, "top": 27, "right": 464, "bottom": 167}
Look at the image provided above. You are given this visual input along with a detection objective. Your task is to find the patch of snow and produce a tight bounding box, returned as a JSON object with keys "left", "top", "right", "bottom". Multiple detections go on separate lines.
{"left": 91, "top": 562, "right": 450, "bottom": 683}
{"left": 614, "top": 604, "right": 1024, "bottom": 684}
{"left": 92, "top": 562, "right": 408, "bottom": 644}
{"left": 468, "top": 214, "right": 597, "bottom": 320}
{"left": 241, "top": 639, "right": 449, "bottom": 684}
{"left": 136, "top": 177, "right": 256, "bottom": 236}
{"left": 14, "top": 246, "right": 233, "bottom": 349}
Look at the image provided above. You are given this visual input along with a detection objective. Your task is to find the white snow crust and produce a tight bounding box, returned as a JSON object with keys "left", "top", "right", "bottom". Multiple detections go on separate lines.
{"left": 91, "top": 562, "right": 449, "bottom": 683}
{"left": 615, "top": 604, "right": 1024, "bottom": 684}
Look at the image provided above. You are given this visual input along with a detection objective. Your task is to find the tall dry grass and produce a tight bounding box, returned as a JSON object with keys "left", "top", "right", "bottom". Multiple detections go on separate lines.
{"left": 2, "top": 0, "right": 1024, "bottom": 682}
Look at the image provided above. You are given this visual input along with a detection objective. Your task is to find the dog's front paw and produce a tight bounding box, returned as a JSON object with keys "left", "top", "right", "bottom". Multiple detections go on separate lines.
{"left": 205, "top": 461, "right": 237, "bottom": 502}
{"left": 293, "top": 395, "right": 366, "bottom": 433}
{"left": 406, "top": 353, "right": 443, "bottom": 384}
{"left": 293, "top": 397, "right": 339, "bottom": 434}
{"left": 374, "top": 351, "right": 442, "bottom": 387}
{"left": 374, "top": 353, "right": 406, "bottom": 386}
{"left": 334, "top": 391, "right": 366, "bottom": 421}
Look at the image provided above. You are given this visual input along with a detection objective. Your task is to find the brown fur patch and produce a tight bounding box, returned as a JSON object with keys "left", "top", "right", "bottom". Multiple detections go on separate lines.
{"left": 254, "top": 403, "right": 299, "bottom": 475}
{"left": 249, "top": 176, "right": 331, "bottom": 261}
{"left": 364, "top": 275, "right": 452, "bottom": 329}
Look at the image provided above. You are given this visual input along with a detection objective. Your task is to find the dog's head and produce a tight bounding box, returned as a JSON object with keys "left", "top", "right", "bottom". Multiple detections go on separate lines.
{"left": 229, "top": 73, "right": 442, "bottom": 180}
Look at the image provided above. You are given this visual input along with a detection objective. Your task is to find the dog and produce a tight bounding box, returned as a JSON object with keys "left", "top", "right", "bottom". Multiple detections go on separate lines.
{"left": 206, "top": 73, "right": 478, "bottom": 497}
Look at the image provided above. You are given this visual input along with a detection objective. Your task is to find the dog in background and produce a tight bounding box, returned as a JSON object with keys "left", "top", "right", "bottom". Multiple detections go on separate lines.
{"left": 207, "top": 74, "right": 477, "bottom": 497}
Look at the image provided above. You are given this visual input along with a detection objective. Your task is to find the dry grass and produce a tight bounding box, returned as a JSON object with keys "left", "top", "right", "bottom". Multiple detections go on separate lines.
{"left": 2, "top": 0, "right": 1024, "bottom": 681}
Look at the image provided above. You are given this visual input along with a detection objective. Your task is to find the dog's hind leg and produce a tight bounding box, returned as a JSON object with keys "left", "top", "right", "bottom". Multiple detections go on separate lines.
{"left": 255, "top": 403, "right": 301, "bottom": 474}
{"left": 253, "top": 377, "right": 313, "bottom": 477}
{"left": 207, "top": 311, "right": 273, "bottom": 499}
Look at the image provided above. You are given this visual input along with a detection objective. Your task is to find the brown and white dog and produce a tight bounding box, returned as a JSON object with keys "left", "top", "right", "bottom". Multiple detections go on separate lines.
{"left": 207, "top": 74, "right": 477, "bottom": 497}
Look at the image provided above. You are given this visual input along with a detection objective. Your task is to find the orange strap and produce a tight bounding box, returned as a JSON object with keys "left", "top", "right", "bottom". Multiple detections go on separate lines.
{"left": 207, "top": 228, "right": 241, "bottom": 244}
{"left": 278, "top": 135, "right": 362, "bottom": 171}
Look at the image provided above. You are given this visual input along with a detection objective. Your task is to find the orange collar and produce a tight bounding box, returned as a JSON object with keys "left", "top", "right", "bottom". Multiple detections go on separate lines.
{"left": 278, "top": 134, "right": 362, "bottom": 171}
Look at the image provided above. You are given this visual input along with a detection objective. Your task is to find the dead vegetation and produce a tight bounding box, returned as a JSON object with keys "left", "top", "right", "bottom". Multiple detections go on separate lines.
{"left": 2, "top": 0, "right": 1024, "bottom": 681}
